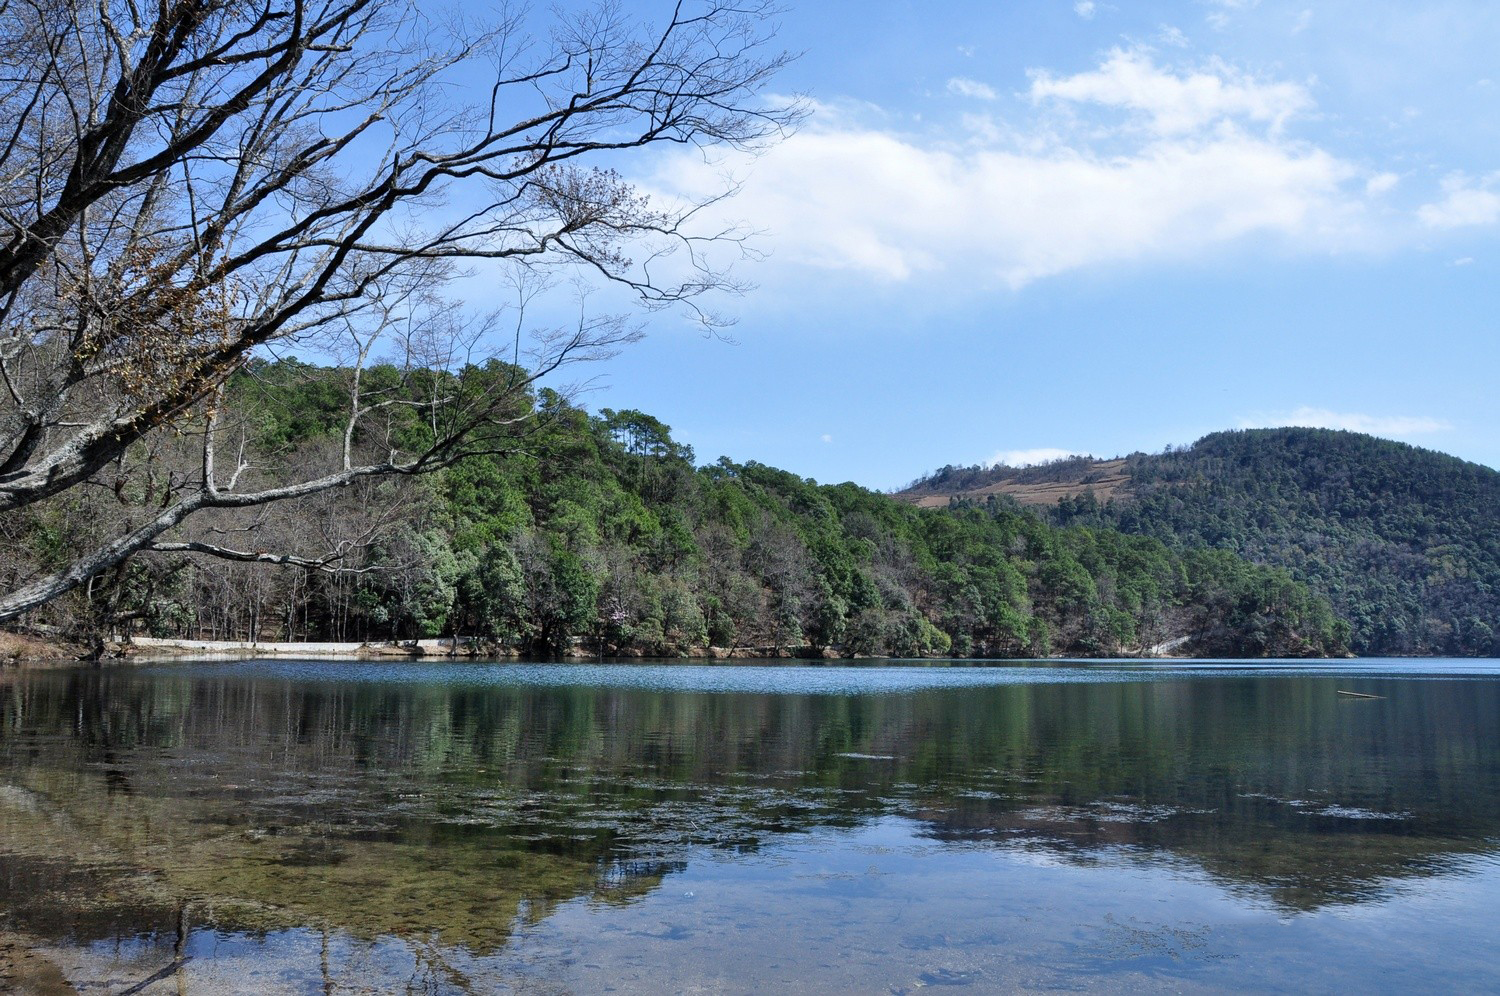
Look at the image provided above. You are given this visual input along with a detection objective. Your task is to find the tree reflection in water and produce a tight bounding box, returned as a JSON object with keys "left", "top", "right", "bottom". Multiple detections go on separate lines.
{"left": 1, "top": 661, "right": 1497, "bottom": 990}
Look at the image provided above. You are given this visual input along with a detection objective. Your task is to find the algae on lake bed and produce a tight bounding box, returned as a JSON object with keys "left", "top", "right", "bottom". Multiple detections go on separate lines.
{"left": 2, "top": 661, "right": 1499, "bottom": 992}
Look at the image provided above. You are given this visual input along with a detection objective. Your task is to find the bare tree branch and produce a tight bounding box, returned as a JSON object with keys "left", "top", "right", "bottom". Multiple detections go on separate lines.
{"left": 149, "top": 541, "right": 388, "bottom": 574}
{"left": 0, "top": 0, "right": 801, "bottom": 624}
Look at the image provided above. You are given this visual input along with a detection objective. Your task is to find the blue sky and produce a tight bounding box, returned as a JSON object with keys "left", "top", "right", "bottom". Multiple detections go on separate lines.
{"left": 568, "top": 1, "right": 1500, "bottom": 489}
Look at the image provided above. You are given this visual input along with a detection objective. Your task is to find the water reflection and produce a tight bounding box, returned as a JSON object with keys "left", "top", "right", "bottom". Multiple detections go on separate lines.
{"left": 2, "top": 662, "right": 1499, "bottom": 990}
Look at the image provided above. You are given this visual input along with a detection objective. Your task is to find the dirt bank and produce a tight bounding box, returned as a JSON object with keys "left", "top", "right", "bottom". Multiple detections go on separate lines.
{"left": 0, "top": 631, "right": 90, "bottom": 666}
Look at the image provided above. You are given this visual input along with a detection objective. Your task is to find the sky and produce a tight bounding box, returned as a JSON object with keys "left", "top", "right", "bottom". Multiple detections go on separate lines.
{"left": 555, "top": 1, "right": 1500, "bottom": 490}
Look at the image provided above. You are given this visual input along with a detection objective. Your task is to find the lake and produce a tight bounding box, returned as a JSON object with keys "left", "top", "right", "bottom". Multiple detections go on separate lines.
{"left": 2, "top": 658, "right": 1498, "bottom": 993}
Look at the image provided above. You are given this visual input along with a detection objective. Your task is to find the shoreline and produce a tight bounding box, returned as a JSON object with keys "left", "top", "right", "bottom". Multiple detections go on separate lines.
{"left": 0, "top": 633, "right": 811, "bottom": 667}
{"left": 1, "top": 630, "right": 1417, "bottom": 671}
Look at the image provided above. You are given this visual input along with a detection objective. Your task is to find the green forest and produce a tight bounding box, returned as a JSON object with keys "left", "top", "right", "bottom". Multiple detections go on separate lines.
{"left": 2, "top": 363, "right": 1348, "bottom": 660}
{"left": 914, "top": 428, "right": 1500, "bottom": 657}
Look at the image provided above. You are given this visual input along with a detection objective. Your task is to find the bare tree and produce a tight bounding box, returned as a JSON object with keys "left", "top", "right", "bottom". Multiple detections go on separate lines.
{"left": 0, "top": 0, "right": 799, "bottom": 623}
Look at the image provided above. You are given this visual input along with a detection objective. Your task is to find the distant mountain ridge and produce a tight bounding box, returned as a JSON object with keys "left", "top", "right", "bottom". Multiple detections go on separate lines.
{"left": 901, "top": 428, "right": 1500, "bottom": 656}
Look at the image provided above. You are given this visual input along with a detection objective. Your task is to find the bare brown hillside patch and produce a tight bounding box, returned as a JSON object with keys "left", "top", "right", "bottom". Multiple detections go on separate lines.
{"left": 901, "top": 458, "right": 1131, "bottom": 509}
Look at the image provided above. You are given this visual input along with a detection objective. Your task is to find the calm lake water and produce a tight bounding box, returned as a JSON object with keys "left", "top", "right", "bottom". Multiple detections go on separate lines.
{"left": 2, "top": 658, "right": 1498, "bottom": 993}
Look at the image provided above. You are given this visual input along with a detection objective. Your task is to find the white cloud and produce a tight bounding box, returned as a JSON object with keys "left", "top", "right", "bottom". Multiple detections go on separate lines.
{"left": 1418, "top": 173, "right": 1500, "bottom": 228}
{"left": 987, "top": 448, "right": 1088, "bottom": 468}
{"left": 651, "top": 49, "right": 1368, "bottom": 289}
{"left": 663, "top": 127, "right": 1358, "bottom": 285}
{"left": 947, "top": 77, "right": 999, "bottom": 101}
{"left": 820, "top": 433, "right": 834, "bottom": 444}
{"left": 1451, "top": 257, "right": 1475, "bottom": 266}
{"left": 1365, "top": 172, "right": 1399, "bottom": 196}
{"left": 1203, "top": 0, "right": 1260, "bottom": 30}
{"left": 1029, "top": 48, "right": 1312, "bottom": 135}
{"left": 1236, "top": 407, "right": 1452, "bottom": 438}
{"left": 1157, "top": 25, "right": 1190, "bottom": 48}
{"left": 1074, "top": 1, "right": 1096, "bottom": 19}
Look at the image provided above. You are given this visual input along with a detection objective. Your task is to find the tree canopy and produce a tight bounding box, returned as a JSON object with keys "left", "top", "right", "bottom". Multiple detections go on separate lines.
{"left": 4, "top": 360, "right": 1349, "bottom": 659}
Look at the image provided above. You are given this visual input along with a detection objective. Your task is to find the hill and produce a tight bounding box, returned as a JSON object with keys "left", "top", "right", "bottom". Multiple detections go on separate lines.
{"left": 902, "top": 429, "right": 1500, "bottom": 656}
{"left": 3, "top": 363, "right": 1347, "bottom": 660}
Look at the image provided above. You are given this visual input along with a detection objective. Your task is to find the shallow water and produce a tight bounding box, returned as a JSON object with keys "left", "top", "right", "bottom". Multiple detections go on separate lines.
{"left": 2, "top": 658, "right": 1498, "bottom": 992}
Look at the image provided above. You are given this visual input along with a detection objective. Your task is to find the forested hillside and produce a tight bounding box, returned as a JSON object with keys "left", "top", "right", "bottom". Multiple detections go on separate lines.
{"left": 1, "top": 362, "right": 1346, "bottom": 659}
{"left": 909, "top": 429, "right": 1500, "bottom": 656}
